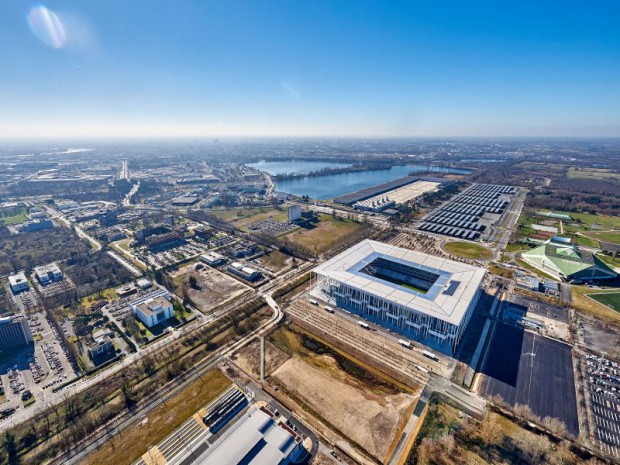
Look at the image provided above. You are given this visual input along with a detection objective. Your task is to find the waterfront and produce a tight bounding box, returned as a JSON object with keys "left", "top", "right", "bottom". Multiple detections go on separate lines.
{"left": 272, "top": 164, "right": 470, "bottom": 199}
{"left": 246, "top": 159, "right": 351, "bottom": 175}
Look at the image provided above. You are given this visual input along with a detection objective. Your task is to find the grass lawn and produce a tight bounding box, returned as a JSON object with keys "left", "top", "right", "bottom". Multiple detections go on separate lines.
{"left": 284, "top": 214, "right": 366, "bottom": 255}
{"left": 582, "top": 231, "right": 620, "bottom": 245}
{"left": 81, "top": 288, "right": 119, "bottom": 308}
{"left": 82, "top": 369, "right": 230, "bottom": 465}
{"left": 211, "top": 207, "right": 270, "bottom": 222}
{"left": 589, "top": 292, "right": 620, "bottom": 313}
{"left": 0, "top": 212, "right": 27, "bottom": 225}
{"left": 260, "top": 250, "right": 291, "bottom": 270}
{"left": 444, "top": 241, "right": 493, "bottom": 260}
{"left": 571, "top": 285, "right": 620, "bottom": 323}
{"left": 22, "top": 396, "right": 36, "bottom": 408}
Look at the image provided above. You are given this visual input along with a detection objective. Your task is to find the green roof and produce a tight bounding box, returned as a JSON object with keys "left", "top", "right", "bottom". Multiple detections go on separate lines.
{"left": 522, "top": 243, "right": 616, "bottom": 280}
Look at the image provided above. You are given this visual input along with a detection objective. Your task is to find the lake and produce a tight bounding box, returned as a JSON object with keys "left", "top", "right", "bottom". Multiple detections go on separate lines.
{"left": 272, "top": 164, "right": 470, "bottom": 199}
{"left": 247, "top": 159, "right": 351, "bottom": 176}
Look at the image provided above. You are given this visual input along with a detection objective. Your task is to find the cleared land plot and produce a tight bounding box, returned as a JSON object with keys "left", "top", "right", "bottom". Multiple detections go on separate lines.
{"left": 232, "top": 338, "right": 291, "bottom": 378}
{"left": 268, "top": 327, "right": 417, "bottom": 461}
{"left": 443, "top": 241, "right": 493, "bottom": 260}
{"left": 254, "top": 250, "right": 293, "bottom": 273}
{"left": 589, "top": 292, "right": 620, "bottom": 313}
{"left": 82, "top": 370, "right": 230, "bottom": 465}
{"left": 283, "top": 214, "right": 367, "bottom": 255}
{"left": 567, "top": 167, "right": 620, "bottom": 181}
{"left": 479, "top": 322, "right": 579, "bottom": 437}
{"left": 169, "top": 263, "right": 250, "bottom": 313}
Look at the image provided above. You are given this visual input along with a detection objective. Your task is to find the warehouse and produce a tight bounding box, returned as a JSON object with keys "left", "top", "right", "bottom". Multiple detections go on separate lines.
{"left": 312, "top": 239, "right": 486, "bottom": 353}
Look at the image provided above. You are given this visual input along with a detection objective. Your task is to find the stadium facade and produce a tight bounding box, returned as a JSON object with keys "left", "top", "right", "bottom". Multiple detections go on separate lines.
{"left": 312, "top": 239, "right": 486, "bottom": 353}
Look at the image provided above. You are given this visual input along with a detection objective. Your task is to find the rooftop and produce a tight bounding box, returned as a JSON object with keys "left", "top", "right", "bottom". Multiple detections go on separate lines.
{"left": 314, "top": 239, "right": 486, "bottom": 326}
{"left": 197, "top": 407, "right": 299, "bottom": 465}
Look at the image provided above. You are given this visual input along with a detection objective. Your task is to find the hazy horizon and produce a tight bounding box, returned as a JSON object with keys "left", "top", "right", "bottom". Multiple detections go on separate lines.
{"left": 2, "top": 1, "right": 619, "bottom": 138}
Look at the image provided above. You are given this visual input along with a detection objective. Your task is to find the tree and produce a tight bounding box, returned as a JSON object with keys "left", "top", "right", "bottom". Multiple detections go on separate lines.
{"left": 3, "top": 431, "right": 18, "bottom": 465}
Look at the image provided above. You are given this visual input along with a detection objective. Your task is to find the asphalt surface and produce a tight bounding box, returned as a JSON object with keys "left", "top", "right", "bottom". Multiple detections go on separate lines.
{"left": 479, "top": 322, "right": 579, "bottom": 437}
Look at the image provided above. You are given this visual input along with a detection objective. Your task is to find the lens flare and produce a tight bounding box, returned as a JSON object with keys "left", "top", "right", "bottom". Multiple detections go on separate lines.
{"left": 27, "top": 5, "right": 68, "bottom": 49}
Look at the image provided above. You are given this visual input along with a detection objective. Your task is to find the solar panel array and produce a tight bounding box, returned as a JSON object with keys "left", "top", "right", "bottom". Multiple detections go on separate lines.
{"left": 418, "top": 184, "right": 516, "bottom": 241}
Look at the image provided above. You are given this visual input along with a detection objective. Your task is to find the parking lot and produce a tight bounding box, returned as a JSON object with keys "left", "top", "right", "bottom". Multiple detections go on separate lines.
{"left": 418, "top": 183, "right": 517, "bottom": 241}
{"left": 584, "top": 353, "right": 620, "bottom": 457}
{"left": 479, "top": 322, "right": 579, "bottom": 437}
{"left": 0, "top": 312, "right": 78, "bottom": 416}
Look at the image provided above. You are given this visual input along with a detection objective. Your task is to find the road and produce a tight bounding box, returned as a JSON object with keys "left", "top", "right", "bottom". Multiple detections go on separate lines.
{"left": 51, "top": 294, "right": 283, "bottom": 465}
{"left": 123, "top": 180, "right": 140, "bottom": 207}
{"left": 0, "top": 254, "right": 309, "bottom": 433}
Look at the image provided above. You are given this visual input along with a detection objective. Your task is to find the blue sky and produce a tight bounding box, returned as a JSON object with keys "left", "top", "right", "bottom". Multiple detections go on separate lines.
{"left": 1, "top": 1, "right": 619, "bottom": 137}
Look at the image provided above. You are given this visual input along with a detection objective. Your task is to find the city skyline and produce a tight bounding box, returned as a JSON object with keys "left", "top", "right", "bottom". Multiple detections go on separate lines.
{"left": 1, "top": 1, "right": 619, "bottom": 138}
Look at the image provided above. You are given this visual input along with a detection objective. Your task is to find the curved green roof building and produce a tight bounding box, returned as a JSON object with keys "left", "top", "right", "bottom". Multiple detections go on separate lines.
{"left": 521, "top": 243, "right": 616, "bottom": 282}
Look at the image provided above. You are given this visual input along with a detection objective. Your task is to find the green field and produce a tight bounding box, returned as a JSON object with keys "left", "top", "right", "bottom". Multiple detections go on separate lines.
{"left": 443, "top": 241, "right": 493, "bottom": 260}
{"left": 211, "top": 207, "right": 273, "bottom": 222}
{"left": 284, "top": 214, "right": 367, "bottom": 255}
{"left": 582, "top": 231, "right": 620, "bottom": 245}
{"left": 0, "top": 212, "right": 27, "bottom": 225}
{"left": 589, "top": 292, "right": 620, "bottom": 313}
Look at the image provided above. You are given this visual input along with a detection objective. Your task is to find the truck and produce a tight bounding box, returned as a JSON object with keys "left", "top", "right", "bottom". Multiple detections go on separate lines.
{"left": 422, "top": 350, "right": 439, "bottom": 361}
{"left": 415, "top": 364, "right": 429, "bottom": 373}
{"left": 398, "top": 339, "right": 412, "bottom": 349}
{"left": 357, "top": 321, "right": 370, "bottom": 329}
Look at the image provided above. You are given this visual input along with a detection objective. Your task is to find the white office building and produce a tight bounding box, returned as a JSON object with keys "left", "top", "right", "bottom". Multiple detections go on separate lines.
{"left": 132, "top": 296, "right": 174, "bottom": 327}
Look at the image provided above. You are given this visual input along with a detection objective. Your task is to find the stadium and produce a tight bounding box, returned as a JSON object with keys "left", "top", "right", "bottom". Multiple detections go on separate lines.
{"left": 312, "top": 239, "right": 486, "bottom": 353}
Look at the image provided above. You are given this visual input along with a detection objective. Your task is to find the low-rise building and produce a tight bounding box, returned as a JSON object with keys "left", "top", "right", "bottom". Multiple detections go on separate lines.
{"left": 132, "top": 296, "right": 174, "bottom": 327}
{"left": 227, "top": 262, "right": 262, "bottom": 282}
{"left": 136, "top": 278, "right": 152, "bottom": 290}
{"left": 521, "top": 243, "right": 617, "bottom": 282}
{"left": 16, "top": 219, "right": 54, "bottom": 233}
{"left": 33, "top": 263, "right": 63, "bottom": 285}
{"left": 8, "top": 272, "right": 29, "bottom": 294}
{"left": 200, "top": 251, "right": 226, "bottom": 267}
{"left": 87, "top": 334, "right": 114, "bottom": 360}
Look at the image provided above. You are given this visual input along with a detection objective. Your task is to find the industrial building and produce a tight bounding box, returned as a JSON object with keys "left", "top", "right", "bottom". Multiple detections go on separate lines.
{"left": 228, "top": 262, "right": 262, "bottom": 282}
{"left": 0, "top": 316, "right": 33, "bottom": 351}
{"left": 33, "top": 263, "right": 63, "bottom": 285}
{"left": 521, "top": 243, "right": 616, "bottom": 282}
{"left": 287, "top": 204, "right": 302, "bottom": 221}
{"left": 312, "top": 239, "right": 486, "bottom": 353}
{"left": 8, "top": 272, "right": 29, "bottom": 294}
{"left": 132, "top": 296, "right": 174, "bottom": 327}
{"left": 197, "top": 405, "right": 304, "bottom": 465}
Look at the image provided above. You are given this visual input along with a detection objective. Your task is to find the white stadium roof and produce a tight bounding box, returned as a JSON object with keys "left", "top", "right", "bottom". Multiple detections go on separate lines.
{"left": 313, "top": 239, "right": 486, "bottom": 326}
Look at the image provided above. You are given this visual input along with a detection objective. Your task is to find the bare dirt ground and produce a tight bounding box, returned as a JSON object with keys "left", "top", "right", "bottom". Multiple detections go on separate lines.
{"left": 232, "top": 338, "right": 291, "bottom": 378}
{"left": 168, "top": 263, "right": 250, "bottom": 313}
{"left": 577, "top": 312, "right": 620, "bottom": 357}
{"left": 272, "top": 356, "right": 416, "bottom": 461}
